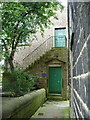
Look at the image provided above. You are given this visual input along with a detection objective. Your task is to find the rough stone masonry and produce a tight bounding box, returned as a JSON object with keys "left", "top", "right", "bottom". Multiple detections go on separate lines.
{"left": 68, "top": 2, "right": 90, "bottom": 119}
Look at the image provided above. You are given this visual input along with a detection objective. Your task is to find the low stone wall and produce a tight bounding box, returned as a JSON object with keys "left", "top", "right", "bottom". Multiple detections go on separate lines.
{"left": 2, "top": 88, "right": 46, "bottom": 118}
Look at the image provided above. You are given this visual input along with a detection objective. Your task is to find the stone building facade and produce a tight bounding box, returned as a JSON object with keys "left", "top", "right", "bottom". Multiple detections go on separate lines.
{"left": 14, "top": 8, "right": 67, "bottom": 69}
{"left": 68, "top": 2, "right": 90, "bottom": 118}
{"left": 13, "top": 7, "right": 68, "bottom": 100}
{"left": 26, "top": 47, "right": 68, "bottom": 100}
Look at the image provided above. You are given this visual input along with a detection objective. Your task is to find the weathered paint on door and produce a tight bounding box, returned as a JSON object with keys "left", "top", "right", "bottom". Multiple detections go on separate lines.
{"left": 55, "top": 28, "right": 66, "bottom": 47}
{"left": 49, "top": 67, "right": 62, "bottom": 94}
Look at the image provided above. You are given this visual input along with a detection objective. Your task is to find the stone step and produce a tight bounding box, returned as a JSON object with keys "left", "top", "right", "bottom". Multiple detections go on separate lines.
{"left": 47, "top": 94, "right": 65, "bottom": 101}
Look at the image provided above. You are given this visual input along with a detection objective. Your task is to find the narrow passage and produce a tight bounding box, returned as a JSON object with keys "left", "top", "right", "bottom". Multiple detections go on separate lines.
{"left": 31, "top": 101, "right": 70, "bottom": 118}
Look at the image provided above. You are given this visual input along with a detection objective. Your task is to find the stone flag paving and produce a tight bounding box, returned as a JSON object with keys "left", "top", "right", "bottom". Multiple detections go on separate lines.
{"left": 31, "top": 101, "right": 70, "bottom": 119}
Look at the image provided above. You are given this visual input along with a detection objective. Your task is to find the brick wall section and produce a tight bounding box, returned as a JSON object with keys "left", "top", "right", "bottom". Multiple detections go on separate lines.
{"left": 68, "top": 2, "right": 90, "bottom": 118}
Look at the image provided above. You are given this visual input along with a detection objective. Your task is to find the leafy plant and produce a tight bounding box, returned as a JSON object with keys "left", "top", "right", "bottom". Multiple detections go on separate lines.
{"left": 1, "top": 2, "right": 64, "bottom": 71}
{"left": 2, "top": 70, "right": 37, "bottom": 96}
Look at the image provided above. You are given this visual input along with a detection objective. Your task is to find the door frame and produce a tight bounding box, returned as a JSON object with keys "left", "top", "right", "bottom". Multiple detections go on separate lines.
{"left": 48, "top": 65, "right": 62, "bottom": 95}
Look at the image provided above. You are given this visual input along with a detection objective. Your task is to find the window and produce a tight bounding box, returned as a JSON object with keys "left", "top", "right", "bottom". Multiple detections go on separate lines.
{"left": 55, "top": 28, "right": 66, "bottom": 47}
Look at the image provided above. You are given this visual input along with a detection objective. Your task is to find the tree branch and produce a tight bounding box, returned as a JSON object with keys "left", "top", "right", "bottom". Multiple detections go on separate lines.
{"left": 10, "top": 31, "right": 23, "bottom": 59}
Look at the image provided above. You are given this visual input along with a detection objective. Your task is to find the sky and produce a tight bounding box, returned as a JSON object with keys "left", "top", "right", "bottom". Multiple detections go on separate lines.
{"left": 59, "top": 0, "right": 67, "bottom": 6}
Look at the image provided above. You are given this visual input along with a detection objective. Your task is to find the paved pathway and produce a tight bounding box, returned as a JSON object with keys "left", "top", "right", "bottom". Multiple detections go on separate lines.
{"left": 31, "top": 101, "right": 70, "bottom": 118}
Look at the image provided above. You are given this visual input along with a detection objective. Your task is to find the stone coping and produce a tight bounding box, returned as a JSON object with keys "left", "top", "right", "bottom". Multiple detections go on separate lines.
{"left": 2, "top": 88, "right": 46, "bottom": 118}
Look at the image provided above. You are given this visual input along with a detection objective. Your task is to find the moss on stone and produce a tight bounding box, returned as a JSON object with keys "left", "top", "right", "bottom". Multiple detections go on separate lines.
{"left": 25, "top": 47, "right": 68, "bottom": 100}
{"left": 2, "top": 89, "right": 46, "bottom": 118}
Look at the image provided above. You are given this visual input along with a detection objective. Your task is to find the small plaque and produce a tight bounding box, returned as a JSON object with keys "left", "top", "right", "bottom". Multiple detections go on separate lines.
{"left": 41, "top": 73, "right": 46, "bottom": 77}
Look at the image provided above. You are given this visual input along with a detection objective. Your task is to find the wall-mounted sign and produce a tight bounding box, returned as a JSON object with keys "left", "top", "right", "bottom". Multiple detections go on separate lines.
{"left": 41, "top": 73, "right": 47, "bottom": 77}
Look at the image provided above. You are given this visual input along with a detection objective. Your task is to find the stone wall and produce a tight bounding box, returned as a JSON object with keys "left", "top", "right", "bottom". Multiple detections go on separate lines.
{"left": 2, "top": 89, "right": 46, "bottom": 118}
{"left": 26, "top": 47, "right": 68, "bottom": 100}
{"left": 68, "top": 2, "right": 90, "bottom": 118}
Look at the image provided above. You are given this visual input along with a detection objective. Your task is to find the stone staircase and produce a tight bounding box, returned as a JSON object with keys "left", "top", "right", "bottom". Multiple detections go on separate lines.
{"left": 22, "top": 36, "right": 54, "bottom": 69}
{"left": 15, "top": 35, "right": 66, "bottom": 69}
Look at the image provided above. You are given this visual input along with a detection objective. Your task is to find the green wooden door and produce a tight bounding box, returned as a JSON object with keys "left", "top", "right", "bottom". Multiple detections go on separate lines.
{"left": 49, "top": 67, "right": 62, "bottom": 94}
{"left": 55, "top": 28, "right": 66, "bottom": 47}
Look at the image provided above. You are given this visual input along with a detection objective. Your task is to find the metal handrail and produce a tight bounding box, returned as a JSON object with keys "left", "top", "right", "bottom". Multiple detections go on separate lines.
{"left": 23, "top": 35, "right": 66, "bottom": 61}
{"left": 14, "top": 35, "right": 67, "bottom": 69}
{"left": 23, "top": 36, "right": 53, "bottom": 61}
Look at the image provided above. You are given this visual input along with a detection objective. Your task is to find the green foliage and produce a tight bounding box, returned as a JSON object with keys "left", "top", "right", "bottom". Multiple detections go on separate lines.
{"left": 1, "top": 2, "right": 63, "bottom": 43}
{"left": 2, "top": 70, "right": 37, "bottom": 96}
{"left": 1, "top": 2, "right": 64, "bottom": 71}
